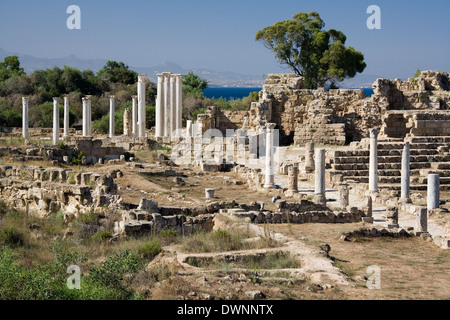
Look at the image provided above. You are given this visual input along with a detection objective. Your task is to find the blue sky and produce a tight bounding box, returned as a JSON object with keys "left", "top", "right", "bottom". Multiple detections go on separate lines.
{"left": 0, "top": 0, "right": 449, "bottom": 78}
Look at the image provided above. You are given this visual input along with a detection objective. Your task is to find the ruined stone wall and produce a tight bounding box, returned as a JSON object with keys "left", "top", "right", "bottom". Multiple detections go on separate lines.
{"left": 0, "top": 165, "right": 120, "bottom": 217}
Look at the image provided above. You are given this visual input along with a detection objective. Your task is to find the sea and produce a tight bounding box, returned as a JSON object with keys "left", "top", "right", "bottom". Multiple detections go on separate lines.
{"left": 203, "top": 87, "right": 374, "bottom": 101}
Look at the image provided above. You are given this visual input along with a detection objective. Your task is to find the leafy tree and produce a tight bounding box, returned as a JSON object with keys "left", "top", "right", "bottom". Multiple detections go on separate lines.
{"left": 0, "top": 56, "right": 25, "bottom": 82}
{"left": 182, "top": 71, "right": 208, "bottom": 99}
{"left": 97, "top": 61, "right": 138, "bottom": 85}
{"left": 255, "top": 12, "right": 366, "bottom": 89}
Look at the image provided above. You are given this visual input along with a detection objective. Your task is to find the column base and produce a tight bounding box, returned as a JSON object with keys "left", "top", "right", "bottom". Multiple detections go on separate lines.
{"left": 264, "top": 183, "right": 276, "bottom": 189}
{"left": 388, "top": 224, "right": 399, "bottom": 229}
{"left": 400, "top": 197, "right": 412, "bottom": 204}
{"left": 362, "top": 217, "right": 374, "bottom": 224}
{"left": 313, "top": 193, "right": 326, "bottom": 205}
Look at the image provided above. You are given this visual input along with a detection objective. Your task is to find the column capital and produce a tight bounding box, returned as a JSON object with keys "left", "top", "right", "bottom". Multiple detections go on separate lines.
{"left": 109, "top": 95, "right": 116, "bottom": 100}
{"left": 170, "top": 75, "right": 176, "bottom": 82}
{"left": 22, "top": 97, "right": 29, "bottom": 102}
{"left": 53, "top": 97, "right": 60, "bottom": 103}
{"left": 369, "top": 128, "right": 378, "bottom": 138}
{"left": 162, "top": 72, "right": 171, "bottom": 77}
{"left": 266, "top": 122, "right": 276, "bottom": 130}
{"left": 132, "top": 95, "right": 138, "bottom": 100}
{"left": 138, "top": 74, "right": 147, "bottom": 82}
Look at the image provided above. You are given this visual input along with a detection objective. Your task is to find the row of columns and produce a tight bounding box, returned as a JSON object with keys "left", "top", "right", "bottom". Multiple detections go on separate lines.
{"left": 155, "top": 73, "right": 183, "bottom": 138}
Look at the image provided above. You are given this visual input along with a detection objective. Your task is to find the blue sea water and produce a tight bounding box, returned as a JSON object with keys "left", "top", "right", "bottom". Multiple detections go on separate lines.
{"left": 202, "top": 87, "right": 374, "bottom": 100}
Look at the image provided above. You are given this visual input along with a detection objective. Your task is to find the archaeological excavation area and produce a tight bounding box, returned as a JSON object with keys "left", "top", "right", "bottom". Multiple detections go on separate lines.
{"left": 0, "top": 70, "right": 449, "bottom": 300}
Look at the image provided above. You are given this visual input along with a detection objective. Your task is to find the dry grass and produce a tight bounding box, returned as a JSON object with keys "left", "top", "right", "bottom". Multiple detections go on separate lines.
{"left": 269, "top": 223, "right": 450, "bottom": 300}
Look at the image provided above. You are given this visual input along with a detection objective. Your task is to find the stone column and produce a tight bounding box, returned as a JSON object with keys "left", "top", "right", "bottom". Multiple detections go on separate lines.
{"left": 427, "top": 174, "right": 440, "bottom": 210}
{"left": 22, "top": 97, "right": 29, "bottom": 138}
{"left": 63, "top": 96, "right": 69, "bottom": 137}
{"left": 205, "top": 188, "right": 215, "bottom": 199}
{"left": 264, "top": 123, "right": 277, "bottom": 188}
{"left": 415, "top": 207, "right": 428, "bottom": 235}
{"left": 368, "top": 128, "right": 379, "bottom": 193}
{"left": 287, "top": 165, "right": 298, "bottom": 192}
{"left": 386, "top": 206, "right": 399, "bottom": 228}
{"left": 155, "top": 74, "right": 164, "bottom": 138}
{"left": 170, "top": 75, "right": 176, "bottom": 137}
{"left": 52, "top": 98, "right": 59, "bottom": 145}
{"left": 186, "top": 120, "right": 192, "bottom": 138}
{"left": 364, "top": 196, "right": 373, "bottom": 220}
{"left": 137, "top": 74, "right": 146, "bottom": 138}
{"left": 175, "top": 74, "right": 183, "bottom": 136}
{"left": 314, "top": 148, "right": 326, "bottom": 204}
{"left": 163, "top": 72, "right": 171, "bottom": 137}
{"left": 123, "top": 108, "right": 132, "bottom": 137}
{"left": 305, "top": 142, "right": 315, "bottom": 173}
{"left": 82, "top": 97, "right": 88, "bottom": 137}
{"left": 132, "top": 96, "right": 138, "bottom": 137}
{"left": 401, "top": 142, "right": 411, "bottom": 202}
{"left": 87, "top": 95, "right": 92, "bottom": 136}
{"left": 338, "top": 183, "right": 349, "bottom": 209}
{"left": 109, "top": 95, "right": 115, "bottom": 138}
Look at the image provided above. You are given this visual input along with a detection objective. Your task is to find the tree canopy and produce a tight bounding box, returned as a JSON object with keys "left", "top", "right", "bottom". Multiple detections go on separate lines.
{"left": 97, "top": 61, "right": 138, "bottom": 85}
{"left": 182, "top": 71, "right": 208, "bottom": 99}
{"left": 255, "top": 12, "right": 366, "bottom": 89}
{"left": 0, "top": 56, "right": 25, "bottom": 82}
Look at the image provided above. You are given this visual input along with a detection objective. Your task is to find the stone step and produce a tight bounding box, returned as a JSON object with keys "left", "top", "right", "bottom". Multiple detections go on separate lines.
{"left": 378, "top": 142, "right": 449, "bottom": 150}
{"left": 344, "top": 175, "right": 450, "bottom": 185}
{"left": 332, "top": 162, "right": 431, "bottom": 171}
{"left": 333, "top": 169, "right": 424, "bottom": 177}
{"left": 419, "top": 169, "right": 450, "bottom": 177}
{"left": 379, "top": 184, "right": 450, "bottom": 191}
{"left": 334, "top": 154, "right": 450, "bottom": 164}
{"left": 333, "top": 149, "right": 438, "bottom": 157}
{"left": 412, "top": 176, "right": 450, "bottom": 184}
{"left": 406, "top": 136, "right": 450, "bottom": 144}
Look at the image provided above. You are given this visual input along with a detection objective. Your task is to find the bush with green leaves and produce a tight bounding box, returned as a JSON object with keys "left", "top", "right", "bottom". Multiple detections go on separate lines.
{"left": 137, "top": 240, "right": 162, "bottom": 260}
{"left": 0, "top": 226, "right": 26, "bottom": 247}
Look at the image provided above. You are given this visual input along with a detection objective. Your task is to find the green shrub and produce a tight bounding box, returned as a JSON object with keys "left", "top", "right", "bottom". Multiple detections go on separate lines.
{"left": 137, "top": 240, "right": 162, "bottom": 260}
{"left": 70, "top": 151, "right": 85, "bottom": 165}
{"left": 160, "top": 229, "right": 178, "bottom": 238}
{"left": 0, "top": 226, "right": 26, "bottom": 247}
{"left": 91, "top": 230, "right": 112, "bottom": 242}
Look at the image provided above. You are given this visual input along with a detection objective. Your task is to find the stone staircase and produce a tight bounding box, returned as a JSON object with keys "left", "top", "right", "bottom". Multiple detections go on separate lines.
{"left": 329, "top": 136, "right": 450, "bottom": 191}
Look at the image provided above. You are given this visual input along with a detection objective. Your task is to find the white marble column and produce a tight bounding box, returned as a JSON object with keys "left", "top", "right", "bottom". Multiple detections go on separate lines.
{"left": 22, "top": 97, "right": 29, "bottom": 139}
{"left": 368, "top": 128, "right": 379, "bottom": 193}
{"left": 314, "top": 148, "right": 326, "bottom": 204}
{"left": 87, "top": 95, "right": 92, "bottom": 136}
{"left": 132, "top": 96, "right": 137, "bottom": 137}
{"left": 155, "top": 74, "right": 164, "bottom": 138}
{"left": 175, "top": 74, "right": 183, "bottom": 136}
{"left": 109, "top": 95, "right": 115, "bottom": 138}
{"left": 52, "top": 98, "right": 59, "bottom": 145}
{"left": 264, "top": 123, "right": 276, "bottom": 188}
{"left": 170, "top": 74, "right": 176, "bottom": 137}
{"left": 163, "top": 72, "right": 171, "bottom": 137}
{"left": 137, "top": 74, "right": 146, "bottom": 138}
{"left": 63, "top": 96, "right": 69, "bottom": 137}
{"left": 401, "top": 142, "right": 411, "bottom": 202}
{"left": 82, "top": 97, "right": 88, "bottom": 137}
{"left": 427, "top": 174, "right": 440, "bottom": 210}
{"left": 186, "top": 120, "right": 192, "bottom": 138}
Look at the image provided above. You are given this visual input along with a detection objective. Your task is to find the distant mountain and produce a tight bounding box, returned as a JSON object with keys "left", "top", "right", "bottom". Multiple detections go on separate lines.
{"left": 0, "top": 48, "right": 264, "bottom": 87}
